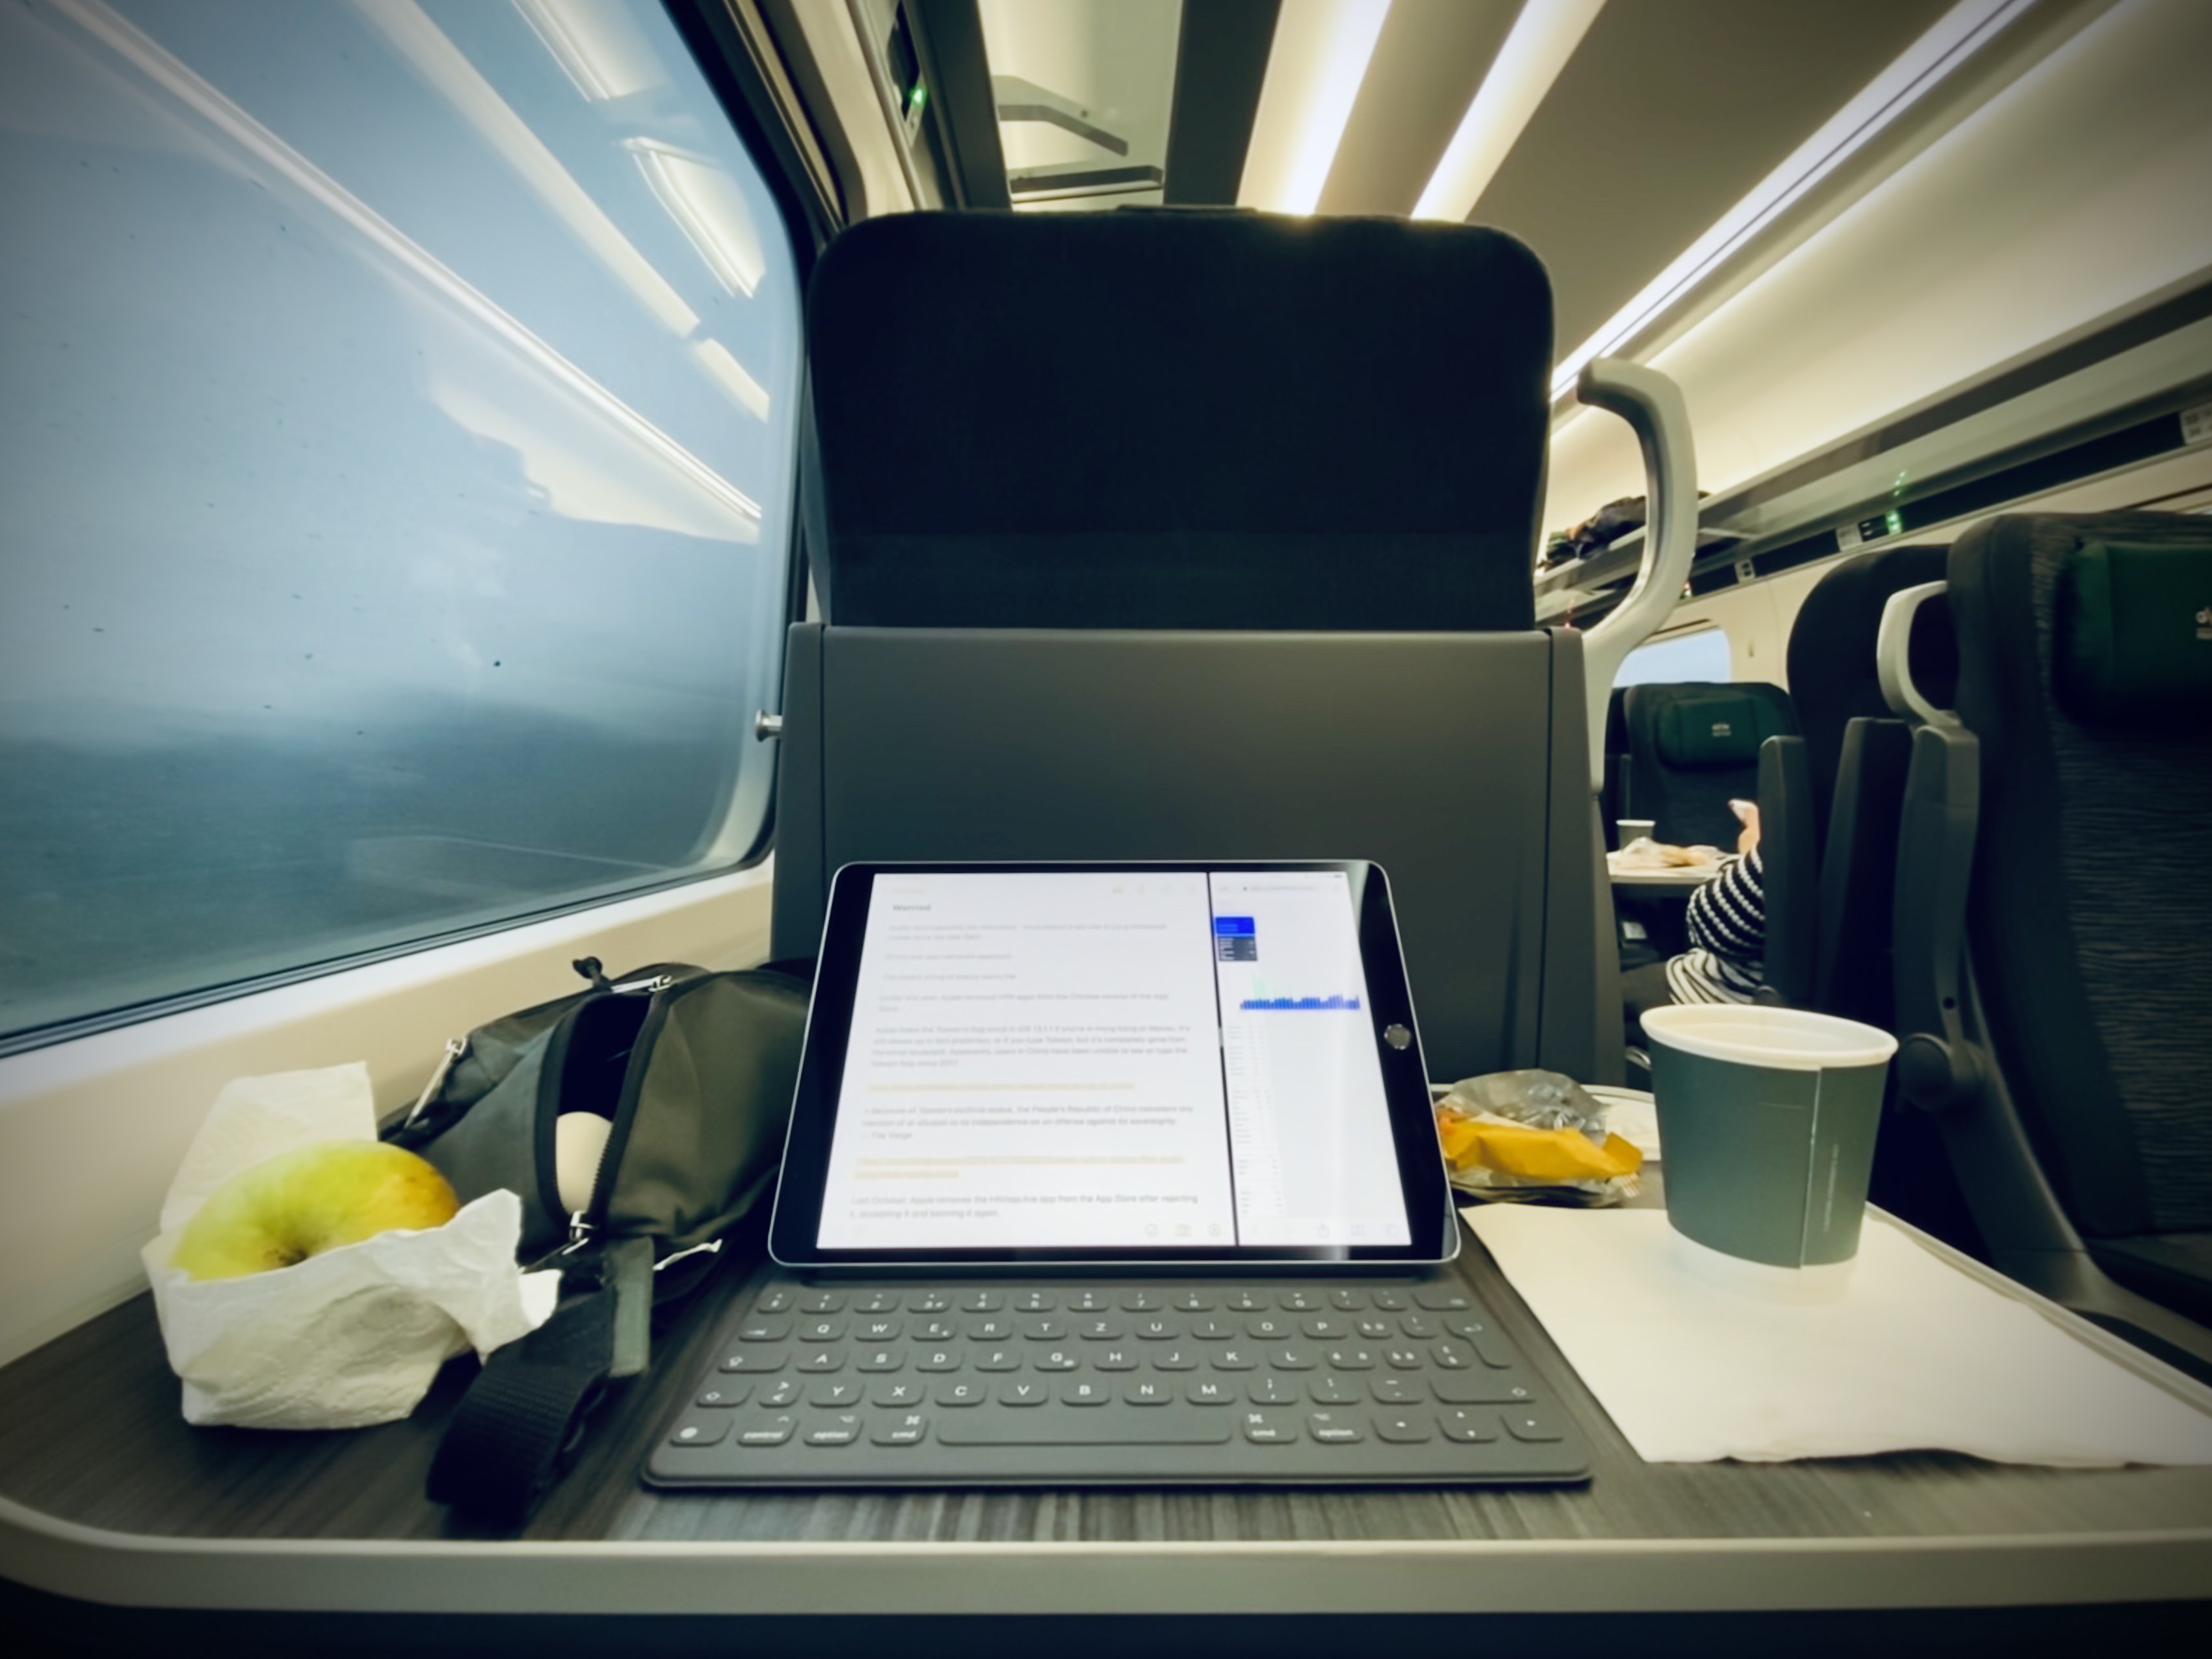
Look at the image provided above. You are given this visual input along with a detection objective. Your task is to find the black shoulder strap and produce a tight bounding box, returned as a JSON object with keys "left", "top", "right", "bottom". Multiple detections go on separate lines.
{"left": 425, "top": 1237, "right": 654, "bottom": 1525}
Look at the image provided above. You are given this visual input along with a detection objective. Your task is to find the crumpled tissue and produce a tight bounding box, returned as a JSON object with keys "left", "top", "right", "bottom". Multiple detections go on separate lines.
{"left": 142, "top": 1062, "right": 558, "bottom": 1430}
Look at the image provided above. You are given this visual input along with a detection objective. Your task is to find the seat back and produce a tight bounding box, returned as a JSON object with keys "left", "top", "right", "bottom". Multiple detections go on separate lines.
{"left": 1946, "top": 512, "right": 2212, "bottom": 1244}
{"left": 773, "top": 210, "right": 1617, "bottom": 1085}
{"left": 1614, "top": 681, "right": 1795, "bottom": 850}
{"left": 804, "top": 211, "right": 1551, "bottom": 631}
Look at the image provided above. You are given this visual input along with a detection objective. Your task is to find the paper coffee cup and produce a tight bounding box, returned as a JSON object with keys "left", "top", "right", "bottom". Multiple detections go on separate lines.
{"left": 1642, "top": 1004, "right": 1897, "bottom": 1270}
{"left": 1616, "top": 818, "right": 1657, "bottom": 846}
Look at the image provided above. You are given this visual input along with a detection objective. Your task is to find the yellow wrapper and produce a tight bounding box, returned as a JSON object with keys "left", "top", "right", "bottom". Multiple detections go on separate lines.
{"left": 1436, "top": 1105, "right": 1644, "bottom": 1183}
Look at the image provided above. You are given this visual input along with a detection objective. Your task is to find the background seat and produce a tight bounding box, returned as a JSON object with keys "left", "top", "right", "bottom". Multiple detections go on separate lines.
{"left": 1611, "top": 681, "right": 1796, "bottom": 851}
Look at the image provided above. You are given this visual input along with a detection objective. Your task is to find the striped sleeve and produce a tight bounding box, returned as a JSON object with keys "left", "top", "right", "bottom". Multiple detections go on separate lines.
{"left": 1685, "top": 847, "right": 1765, "bottom": 967}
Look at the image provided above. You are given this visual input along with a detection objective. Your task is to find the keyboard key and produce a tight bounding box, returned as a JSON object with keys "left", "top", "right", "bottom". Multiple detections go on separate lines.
{"left": 1370, "top": 1376, "right": 1421, "bottom": 1405}
{"left": 1270, "top": 1344, "right": 1318, "bottom": 1371}
{"left": 1225, "top": 1290, "right": 1267, "bottom": 1312}
{"left": 1241, "top": 1409, "right": 1298, "bottom": 1443}
{"left": 1370, "top": 1289, "right": 1410, "bottom": 1311}
{"left": 752, "top": 1288, "right": 795, "bottom": 1314}
{"left": 937, "top": 1411, "right": 1230, "bottom": 1446}
{"left": 1375, "top": 1411, "right": 1434, "bottom": 1443}
{"left": 1355, "top": 1318, "right": 1393, "bottom": 1340}
{"left": 967, "top": 1318, "right": 1012, "bottom": 1341}
{"left": 1277, "top": 1290, "right": 1320, "bottom": 1312}
{"left": 1077, "top": 1318, "right": 1124, "bottom": 1340}
{"left": 915, "top": 1348, "right": 963, "bottom": 1372}
{"left": 870, "top": 1380, "right": 924, "bottom": 1407}
{"left": 906, "top": 1291, "right": 951, "bottom": 1313}
{"left": 668, "top": 1416, "right": 729, "bottom": 1448}
{"left": 1034, "top": 1349, "right": 1079, "bottom": 1372}
{"left": 854, "top": 1291, "right": 900, "bottom": 1314}
{"left": 1187, "top": 1379, "right": 1233, "bottom": 1404}
{"left": 799, "top": 1320, "right": 845, "bottom": 1342}
{"left": 1171, "top": 1290, "right": 1215, "bottom": 1312}
{"left": 721, "top": 1348, "right": 788, "bottom": 1374}
{"left": 855, "top": 1349, "right": 904, "bottom": 1373}
{"left": 1433, "top": 1372, "right": 1535, "bottom": 1405}
{"left": 915, "top": 1319, "right": 958, "bottom": 1342}
{"left": 1326, "top": 1347, "right": 1376, "bottom": 1370}
{"left": 797, "top": 1350, "right": 846, "bottom": 1373}
{"left": 958, "top": 1290, "right": 1003, "bottom": 1313}
{"left": 1150, "top": 1348, "right": 1196, "bottom": 1370}
{"left": 1301, "top": 1316, "right": 1349, "bottom": 1340}
{"left": 1094, "top": 1348, "right": 1139, "bottom": 1371}
{"left": 872, "top": 1412, "right": 928, "bottom": 1446}
{"left": 1135, "top": 1318, "right": 1183, "bottom": 1340}
{"left": 1014, "top": 1290, "right": 1056, "bottom": 1312}
{"left": 760, "top": 1379, "right": 801, "bottom": 1409}
{"left": 1308, "top": 1374, "right": 1362, "bottom": 1404}
{"left": 1061, "top": 1379, "right": 1111, "bottom": 1405}
{"left": 798, "top": 1292, "right": 845, "bottom": 1314}
{"left": 854, "top": 1318, "right": 901, "bottom": 1342}
{"left": 1125, "top": 1379, "right": 1172, "bottom": 1405}
{"left": 1120, "top": 1291, "right": 1163, "bottom": 1312}
{"left": 1211, "top": 1347, "right": 1257, "bottom": 1371}
{"left": 808, "top": 1380, "right": 862, "bottom": 1407}
{"left": 1414, "top": 1287, "right": 1471, "bottom": 1311}
{"left": 805, "top": 1413, "right": 862, "bottom": 1446}
{"left": 1432, "top": 1341, "right": 1474, "bottom": 1370}
{"left": 1248, "top": 1376, "right": 1299, "bottom": 1405}
{"left": 1021, "top": 1318, "right": 1068, "bottom": 1341}
{"left": 975, "top": 1348, "right": 1021, "bottom": 1372}
{"left": 1384, "top": 1346, "right": 1423, "bottom": 1369}
{"left": 737, "top": 1415, "right": 797, "bottom": 1446}
{"left": 1308, "top": 1409, "right": 1363, "bottom": 1443}
{"left": 1442, "top": 1316, "right": 1518, "bottom": 1368}
{"left": 1328, "top": 1288, "right": 1369, "bottom": 1311}
{"left": 1068, "top": 1290, "right": 1112, "bottom": 1313}
{"left": 695, "top": 1383, "right": 750, "bottom": 1408}
{"left": 1440, "top": 1409, "right": 1499, "bottom": 1443}
{"left": 1243, "top": 1316, "right": 1291, "bottom": 1340}
{"left": 735, "top": 1318, "right": 790, "bottom": 1342}
{"left": 1398, "top": 1314, "right": 1442, "bottom": 1339}
{"left": 1505, "top": 1409, "right": 1566, "bottom": 1443}
{"left": 998, "top": 1379, "right": 1048, "bottom": 1406}
{"left": 935, "top": 1379, "right": 987, "bottom": 1407}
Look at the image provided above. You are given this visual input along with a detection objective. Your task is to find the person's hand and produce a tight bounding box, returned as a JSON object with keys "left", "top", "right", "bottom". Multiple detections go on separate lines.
{"left": 1731, "top": 799, "right": 1761, "bottom": 856}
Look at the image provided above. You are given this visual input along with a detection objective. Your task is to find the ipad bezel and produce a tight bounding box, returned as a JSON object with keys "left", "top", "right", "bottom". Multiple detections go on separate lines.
{"left": 766, "top": 859, "right": 1457, "bottom": 1268}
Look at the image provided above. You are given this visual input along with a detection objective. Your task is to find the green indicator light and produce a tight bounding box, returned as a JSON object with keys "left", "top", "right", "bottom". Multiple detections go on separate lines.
{"left": 908, "top": 83, "right": 927, "bottom": 114}
{"left": 1886, "top": 509, "right": 1904, "bottom": 534}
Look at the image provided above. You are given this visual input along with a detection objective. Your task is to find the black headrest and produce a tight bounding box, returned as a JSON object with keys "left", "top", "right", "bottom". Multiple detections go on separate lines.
{"left": 1646, "top": 686, "right": 1790, "bottom": 769}
{"left": 2055, "top": 538, "right": 2212, "bottom": 724}
{"left": 1787, "top": 545, "right": 1953, "bottom": 829}
{"left": 806, "top": 211, "right": 1552, "bottom": 631}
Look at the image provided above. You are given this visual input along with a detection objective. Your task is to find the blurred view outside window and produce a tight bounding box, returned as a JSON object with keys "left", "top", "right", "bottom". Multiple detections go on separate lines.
{"left": 1613, "top": 627, "right": 1733, "bottom": 690}
{"left": 0, "top": 0, "right": 802, "bottom": 1047}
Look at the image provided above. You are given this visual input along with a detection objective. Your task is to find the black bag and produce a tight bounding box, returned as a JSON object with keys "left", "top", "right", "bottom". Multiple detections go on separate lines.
{"left": 388, "top": 955, "right": 809, "bottom": 1522}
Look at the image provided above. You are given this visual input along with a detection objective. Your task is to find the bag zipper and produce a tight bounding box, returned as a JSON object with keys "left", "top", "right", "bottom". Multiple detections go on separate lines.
{"left": 402, "top": 1037, "right": 469, "bottom": 1128}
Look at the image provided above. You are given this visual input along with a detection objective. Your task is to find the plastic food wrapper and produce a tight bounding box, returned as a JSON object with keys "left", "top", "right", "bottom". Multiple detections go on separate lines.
{"left": 141, "top": 1062, "right": 559, "bottom": 1430}
{"left": 1434, "top": 1069, "right": 1644, "bottom": 1206}
{"left": 1611, "top": 836, "right": 1722, "bottom": 869}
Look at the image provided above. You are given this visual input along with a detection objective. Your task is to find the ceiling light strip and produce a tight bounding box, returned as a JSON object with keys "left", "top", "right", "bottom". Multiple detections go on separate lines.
{"left": 1237, "top": 0, "right": 1393, "bottom": 215}
{"left": 1410, "top": 0, "right": 1606, "bottom": 224}
{"left": 1547, "top": 0, "right": 2039, "bottom": 400}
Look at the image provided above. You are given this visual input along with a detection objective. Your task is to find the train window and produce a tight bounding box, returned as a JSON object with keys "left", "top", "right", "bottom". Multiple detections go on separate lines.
{"left": 0, "top": 0, "right": 802, "bottom": 1049}
{"left": 1613, "top": 626, "right": 1731, "bottom": 688}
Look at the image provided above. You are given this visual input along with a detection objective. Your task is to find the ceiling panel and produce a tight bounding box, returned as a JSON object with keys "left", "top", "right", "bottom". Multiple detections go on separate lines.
{"left": 1469, "top": 0, "right": 1954, "bottom": 357}
{"left": 1314, "top": 0, "right": 1518, "bottom": 216}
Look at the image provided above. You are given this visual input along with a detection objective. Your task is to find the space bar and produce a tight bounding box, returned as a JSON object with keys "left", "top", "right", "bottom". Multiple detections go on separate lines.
{"left": 937, "top": 1411, "right": 1233, "bottom": 1446}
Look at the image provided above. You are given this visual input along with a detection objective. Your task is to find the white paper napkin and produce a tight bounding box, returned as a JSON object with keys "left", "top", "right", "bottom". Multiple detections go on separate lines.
{"left": 1465, "top": 1205, "right": 2212, "bottom": 1467}
{"left": 143, "top": 1062, "right": 557, "bottom": 1430}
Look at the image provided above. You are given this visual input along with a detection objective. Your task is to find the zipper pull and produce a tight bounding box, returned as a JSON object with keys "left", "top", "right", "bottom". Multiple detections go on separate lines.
{"left": 654, "top": 1238, "right": 724, "bottom": 1273}
{"left": 611, "top": 972, "right": 674, "bottom": 995}
{"left": 402, "top": 1037, "right": 467, "bottom": 1127}
{"left": 560, "top": 1210, "right": 596, "bottom": 1255}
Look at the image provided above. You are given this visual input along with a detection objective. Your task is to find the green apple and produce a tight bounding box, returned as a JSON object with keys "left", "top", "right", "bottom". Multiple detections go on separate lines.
{"left": 170, "top": 1141, "right": 460, "bottom": 1280}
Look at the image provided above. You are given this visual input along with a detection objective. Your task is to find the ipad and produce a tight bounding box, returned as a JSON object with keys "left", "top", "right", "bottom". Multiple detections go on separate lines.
{"left": 767, "top": 861, "right": 1456, "bottom": 1267}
